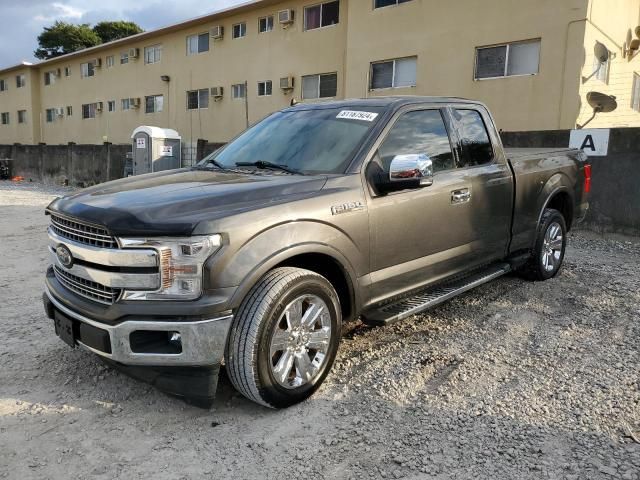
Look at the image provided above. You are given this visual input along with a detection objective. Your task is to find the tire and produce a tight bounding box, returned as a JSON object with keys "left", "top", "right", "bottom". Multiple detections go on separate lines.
{"left": 225, "top": 267, "right": 342, "bottom": 408}
{"left": 518, "top": 208, "right": 567, "bottom": 281}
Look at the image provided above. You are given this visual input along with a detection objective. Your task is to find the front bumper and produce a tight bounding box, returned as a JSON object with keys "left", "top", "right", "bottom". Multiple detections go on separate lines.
{"left": 44, "top": 287, "right": 233, "bottom": 367}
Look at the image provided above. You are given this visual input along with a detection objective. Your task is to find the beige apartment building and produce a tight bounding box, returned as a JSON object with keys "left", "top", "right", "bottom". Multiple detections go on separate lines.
{"left": 0, "top": 0, "right": 639, "bottom": 159}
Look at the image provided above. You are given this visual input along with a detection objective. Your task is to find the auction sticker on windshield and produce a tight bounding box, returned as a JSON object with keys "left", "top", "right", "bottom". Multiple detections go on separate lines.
{"left": 336, "top": 110, "right": 379, "bottom": 122}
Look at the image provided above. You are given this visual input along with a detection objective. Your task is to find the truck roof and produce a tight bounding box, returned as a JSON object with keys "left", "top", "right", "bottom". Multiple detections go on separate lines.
{"left": 283, "top": 96, "right": 485, "bottom": 113}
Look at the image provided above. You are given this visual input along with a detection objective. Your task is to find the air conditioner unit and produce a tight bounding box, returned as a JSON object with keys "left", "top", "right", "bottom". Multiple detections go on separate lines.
{"left": 280, "top": 76, "right": 294, "bottom": 90}
{"left": 55, "top": 107, "right": 65, "bottom": 116}
{"left": 91, "top": 58, "right": 102, "bottom": 68}
{"left": 95, "top": 102, "right": 103, "bottom": 112}
{"left": 130, "top": 97, "right": 141, "bottom": 108}
{"left": 210, "top": 25, "right": 224, "bottom": 39}
{"left": 278, "top": 9, "right": 294, "bottom": 25}
{"left": 128, "top": 48, "right": 139, "bottom": 58}
{"left": 210, "top": 86, "right": 224, "bottom": 98}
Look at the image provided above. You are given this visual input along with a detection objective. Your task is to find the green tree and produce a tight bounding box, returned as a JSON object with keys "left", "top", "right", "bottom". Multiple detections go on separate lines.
{"left": 93, "top": 21, "right": 144, "bottom": 43}
{"left": 34, "top": 21, "right": 101, "bottom": 60}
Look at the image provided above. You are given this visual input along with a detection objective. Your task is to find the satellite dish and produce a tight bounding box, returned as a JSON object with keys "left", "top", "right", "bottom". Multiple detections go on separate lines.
{"left": 582, "top": 42, "right": 610, "bottom": 83}
{"left": 587, "top": 91, "right": 617, "bottom": 113}
{"left": 594, "top": 41, "right": 610, "bottom": 63}
{"left": 635, "top": 25, "right": 640, "bottom": 38}
{"left": 577, "top": 91, "right": 617, "bottom": 129}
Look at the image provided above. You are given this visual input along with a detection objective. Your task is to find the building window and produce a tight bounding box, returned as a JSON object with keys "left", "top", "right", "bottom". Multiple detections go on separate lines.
{"left": 370, "top": 56, "right": 417, "bottom": 90}
{"left": 232, "top": 83, "right": 246, "bottom": 99}
{"left": 16, "top": 74, "right": 26, "bottom": 88}
{"left": 0, "top": 79, "right": 6, "bottom": 91}
{"left": 257, "top": 80, "right": 272, "bottom": 96}
{"left": 302, "top": 73, "right": 337, "bottom": 99}
{"left": 120, "top": 52, "right": 129, "bottom": 64}
{"left": 187, "top": 89, "right": 209, "bottom": 110}
{"left": 374, "top": 0, "right": 413, "bottom": 8}
{"left": 259, "top": 15, "right": 274, "bottom": 33}
{"left": 144, "top": 44, "right": 162, "bottom": 64}
{"left": 18, "top": 110, "right": 27, "bottom": 124}
{"left": 45, "top": 109, "right": 56, "bottom": 123}
{"left": 145, "top": 95, "right": 164, "bottom": 113}
{"left": 632, "top": 73, "right": 640, "bottom": 112}
{"left": 593, "top": 54, "right": 610, "bottom": 84}
{"left": 81, "top": 62, "right": 95, "bottom": 78}
{"left": 64, "top": 67, "right": 70, "bottom": 77}
{"left": 66, "top": 106, "right": 73, "bottom": 116}
{"left": 304, "top": 1, "right": 339, "bottom": 31}
{"left": 1, "top": 112, "right": 9, "bottom": 125}
{"left": 475, "top": 39, "right": 541, "bottom": 80}
{"left": 187, "top": 33, "right": 209, "bottom": 55}
{"left": 107, "top": 100, "right": 116, "bottom": 112}
{"left": 44, "top": 71, "right": 56, "bottom": 85}
{"left": 82, "top": 103, "right": 96, "bottom": 119}
{"left": 232, "top": 22, "right": 247, "bottom": 39}
{"left": 105, "top": 55, "right": 115, "bottom": 68}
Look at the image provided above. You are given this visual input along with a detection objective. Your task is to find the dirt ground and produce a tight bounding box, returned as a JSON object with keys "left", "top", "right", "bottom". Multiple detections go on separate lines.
{"left": 0, "top": 181, "right": 638, "bottom": 480}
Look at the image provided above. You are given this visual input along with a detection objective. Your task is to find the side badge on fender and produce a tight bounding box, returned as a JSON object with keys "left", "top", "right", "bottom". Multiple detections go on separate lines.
{"left": 331, "top": 201, "right": 366, "bottom": 216}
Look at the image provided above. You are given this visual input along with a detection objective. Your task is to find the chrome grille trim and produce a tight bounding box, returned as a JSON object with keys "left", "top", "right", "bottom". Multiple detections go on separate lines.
{"left": 49, "top": 213, "right": 117, "bottom": 249}
{"left": 54, "top": 265, "right": 120, "bottom": 305}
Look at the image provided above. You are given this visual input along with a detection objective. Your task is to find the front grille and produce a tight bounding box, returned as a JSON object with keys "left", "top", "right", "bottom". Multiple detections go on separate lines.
{"left": 54, "top": 265, "right": 121, "bottom": 305}
{"left": 50, "top": 213, "right": 117, "bottom": 249}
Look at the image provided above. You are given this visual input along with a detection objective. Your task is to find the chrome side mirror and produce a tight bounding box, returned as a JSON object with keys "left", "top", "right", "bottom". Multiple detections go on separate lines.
{"left": 389, "top": 154, "right": 433, "bottom": 187}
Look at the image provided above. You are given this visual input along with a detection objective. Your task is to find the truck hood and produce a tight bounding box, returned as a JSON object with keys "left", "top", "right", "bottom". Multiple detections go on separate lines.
{"left": 47, "top": 168, "right": 328, "bottom": 236}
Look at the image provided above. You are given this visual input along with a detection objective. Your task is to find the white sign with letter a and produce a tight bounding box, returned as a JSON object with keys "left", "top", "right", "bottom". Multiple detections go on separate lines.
{"left": 569, "top": 129, "right": 610, "bottom": 157}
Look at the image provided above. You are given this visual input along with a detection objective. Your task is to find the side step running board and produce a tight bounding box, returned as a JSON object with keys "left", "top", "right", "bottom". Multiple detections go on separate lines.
{"left": 361, "top": 263, "right": 511, "bottom": 326}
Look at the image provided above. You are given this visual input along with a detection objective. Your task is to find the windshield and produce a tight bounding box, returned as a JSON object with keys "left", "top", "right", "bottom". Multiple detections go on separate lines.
{"left": 198, "top": 107, "right": 383, "bottom": 175}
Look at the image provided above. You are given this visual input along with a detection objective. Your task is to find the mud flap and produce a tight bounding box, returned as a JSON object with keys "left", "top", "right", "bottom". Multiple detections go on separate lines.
{"left": 98, "top": 357, "right": 220, "bottom": 409}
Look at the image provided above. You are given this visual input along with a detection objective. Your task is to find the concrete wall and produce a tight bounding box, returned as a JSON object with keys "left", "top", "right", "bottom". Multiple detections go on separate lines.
{"left": 501, "top": 127, "right": 640, "bottom": 235}
{"left": 2, "top": 143, "right": 130, "bottom": 186}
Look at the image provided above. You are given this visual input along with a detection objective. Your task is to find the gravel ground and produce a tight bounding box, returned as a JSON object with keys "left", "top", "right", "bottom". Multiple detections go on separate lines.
{"left": 0, "top": 180, "right": 638, "bottom": 480}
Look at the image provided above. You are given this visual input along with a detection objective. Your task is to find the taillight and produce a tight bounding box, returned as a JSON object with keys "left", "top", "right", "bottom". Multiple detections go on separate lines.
{"left": 583, "top": 164, "right": 592, "bottom": 193}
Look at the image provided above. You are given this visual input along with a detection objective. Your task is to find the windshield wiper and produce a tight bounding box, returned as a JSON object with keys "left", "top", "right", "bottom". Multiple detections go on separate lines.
{"left": 193, "top": 159, "right": 226, "bottom": 170}
{"left": 235, "top": 161, "right": 302, "bottom": 175}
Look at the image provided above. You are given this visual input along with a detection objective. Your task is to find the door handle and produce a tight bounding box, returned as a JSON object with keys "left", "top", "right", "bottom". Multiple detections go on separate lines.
{"left": 451, "top": 188, "right": 471, "bottom": 204}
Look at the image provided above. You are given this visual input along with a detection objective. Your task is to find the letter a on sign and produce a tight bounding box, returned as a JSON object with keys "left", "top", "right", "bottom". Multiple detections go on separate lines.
{"left": 569, "top": 129, "right": 609, "bottom": 156}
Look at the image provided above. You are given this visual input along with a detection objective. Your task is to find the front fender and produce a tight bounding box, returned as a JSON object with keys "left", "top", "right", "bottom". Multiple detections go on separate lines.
{"left": 206, "top": 220, "right": 366, "bottom": 311}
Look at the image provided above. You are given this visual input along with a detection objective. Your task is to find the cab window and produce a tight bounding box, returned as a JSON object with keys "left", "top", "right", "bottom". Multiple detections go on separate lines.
{"left": 378, "top": 109, "right": 455, "bottom": 173}
{"left": 453, "top": 109, "right": 494, "bottom": 167}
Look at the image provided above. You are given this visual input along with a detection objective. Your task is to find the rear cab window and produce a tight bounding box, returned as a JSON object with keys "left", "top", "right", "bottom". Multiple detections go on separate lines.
{"left": 452, "top": 109, "right": 494, "bottom": 167}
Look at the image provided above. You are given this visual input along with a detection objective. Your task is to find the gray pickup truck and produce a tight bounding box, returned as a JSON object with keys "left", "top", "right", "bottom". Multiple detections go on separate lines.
{"left": 43, "top": 97, "right": 590, "bottom": 408}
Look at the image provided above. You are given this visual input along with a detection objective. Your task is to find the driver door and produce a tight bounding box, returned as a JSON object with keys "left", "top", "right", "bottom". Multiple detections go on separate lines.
{"left": 366, "top": 107, "right": 478, "bottom": 304}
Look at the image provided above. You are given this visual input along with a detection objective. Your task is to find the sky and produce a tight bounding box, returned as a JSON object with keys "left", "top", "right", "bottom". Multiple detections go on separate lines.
{"left": 0, "top": 0, "right": 246, "bottom": 68}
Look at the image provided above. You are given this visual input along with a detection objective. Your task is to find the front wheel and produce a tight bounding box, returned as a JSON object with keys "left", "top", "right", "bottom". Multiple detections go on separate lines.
{"left": 518, "top": 208, "right": 567, "bottom": 281}
{"left": 225, "top": 267, "right": 341, "bottom": 408}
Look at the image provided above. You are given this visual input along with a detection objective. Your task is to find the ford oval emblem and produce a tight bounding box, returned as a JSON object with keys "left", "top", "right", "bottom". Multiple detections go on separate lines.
{"left": 56, "top": 244, "right": 74, "bottom": 269}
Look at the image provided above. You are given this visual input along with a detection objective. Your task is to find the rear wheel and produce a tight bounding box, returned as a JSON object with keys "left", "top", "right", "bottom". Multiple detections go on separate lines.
{"left": 519, "top": 208, "right": 567, "bottom": 281}
{"left": 225, "top": 267, "right": 341, "bottom": 408}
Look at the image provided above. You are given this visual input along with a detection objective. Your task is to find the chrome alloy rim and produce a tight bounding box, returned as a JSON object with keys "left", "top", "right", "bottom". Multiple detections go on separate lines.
{"left": 269, "top": 294, "right": 332, "bottom": 389}
{"left": 542, "top": 221, "right": 563, "bottom": 272}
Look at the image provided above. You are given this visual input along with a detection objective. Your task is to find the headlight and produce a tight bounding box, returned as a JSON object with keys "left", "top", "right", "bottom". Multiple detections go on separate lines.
{"left": 119, "top": 235, "right": 222, "bottom": 301}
